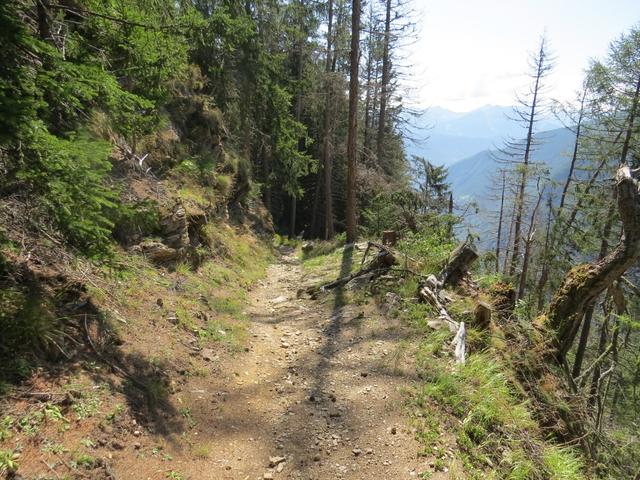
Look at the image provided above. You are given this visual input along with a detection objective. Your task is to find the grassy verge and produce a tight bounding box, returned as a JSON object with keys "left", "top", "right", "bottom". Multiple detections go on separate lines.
{"left": 91, "top": 222, "right": 272, "bottom": 351}
{"left": 401, "top": 283, "right": 587, "bottom": 479}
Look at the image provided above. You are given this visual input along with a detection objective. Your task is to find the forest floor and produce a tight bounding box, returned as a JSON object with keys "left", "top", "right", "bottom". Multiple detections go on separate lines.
{"left": 156, "top": 245, "right": 448, "bottom": 480}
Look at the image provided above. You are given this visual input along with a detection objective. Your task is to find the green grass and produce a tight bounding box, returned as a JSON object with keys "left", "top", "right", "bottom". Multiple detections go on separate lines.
{"left": 542, "top": 446, "right": 584, "bottom": 480}
{"left": 302, "top": 243, "right": 365, "bottom": 284}
{"left": 93, "top": 223, "right": 271, "bottom": 353}
{"left": 413, "top": 325, "right": 586, "bottom": 480}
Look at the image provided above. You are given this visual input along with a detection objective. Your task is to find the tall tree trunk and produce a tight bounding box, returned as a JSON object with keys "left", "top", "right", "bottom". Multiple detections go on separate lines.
{"left": 290, "top": 0, "right": 306, "bottom": 239}
{"left": 37, "top": 0, "right": 52, "bottom": 42}
{"left": 322, "top": 0, "right": 335, "bottom": 240}
{"left": 496, "top": 172, "right": 506, "bottom": 273}
{"left": 290, "top": 197, "right": 297, "bottom": 238}
{"left": 545, "top": 167, "right": 640, "bottom": 363}
{"left": 375, "top": 0, "right": 392, "bottom": 165}
{"left": 589, "top": 303, "right": 611, "bottom": 408}
{"left": 572, "top": 306, "right": 594, "bottom": 378}
{"left": 345, "top": 0, "right": 361, "bottom": 243}
{"left": 263, "top": 142, "right": 272, "bottom": 211}
{"left": 517, "top": 185, "right": 544, "bottom": 301}
{"left": 535, "top": 195, "right": 553, "bottom": 311}
{"left": 503, "top": 206, "right": 516, "bottom": 275}
{"left": 510, "top": 39, "right": 547, "bottom": 278}
{"left": 362, "top": 5, "right": 375, "bottom": 160}
{"left": 559, "top": 88, "right": 587, "bottom": 210}
{"left": 310, "top": 168, "right": 323, "bottom": 237}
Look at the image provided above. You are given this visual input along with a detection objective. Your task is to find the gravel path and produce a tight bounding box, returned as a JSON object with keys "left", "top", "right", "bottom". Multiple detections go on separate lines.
{"left": 167, "top": 249, "right": 440, "bottom": 479}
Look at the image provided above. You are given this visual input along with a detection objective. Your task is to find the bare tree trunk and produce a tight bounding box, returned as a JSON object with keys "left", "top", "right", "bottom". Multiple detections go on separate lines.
{"left": 37, "top": 0, "right": 52, "bottom": 42}
{"left": 559, "top": 88, "right": 587, "bottom": 210}
{"left": 362, "top": 3, "right": 375, "bottom": 159}
{"left": 310, "top": 168, "right": 323, "bottom": 238}
{"left": 572, "top": 306, "right": 594, "bottom": 378}
{"left": 375, "top": 0, "right": 392, "bottom": 165}
{"left": 321, "top": 0, "right": 335, "bottom": 240}
{"left": 263, "top": 143, "right": 272, "bottom": 211}
{"left": 597, "top": 316, "right": 620, "bottom": 427}
{"left": 290, "top": 0, "right": 307, "bottom": 239}
{"left": 346, "top": 0, "right": 361, "bottom": 243}
{"left": 545, "top": 167, "right": 640, "bottom": 363}
{"left": 510, "top": 38, "right": 548, "bottom": 277}
{"left": 503, "top": 205, "right": 516, "bottom": 275}
{"left": 535, "top": 195, "right": 553, "bottom": 311}
{"left": 495, "top": 172, "right": 506, "bottom": 273}
{"left": 589, "top": 302, "right": 611, "bottom": 410}
{"left": 517, "top": 184, "right": 544, "bottom": 301}
{"left": 290, "top": 196, "right": 297, "bottom": 238}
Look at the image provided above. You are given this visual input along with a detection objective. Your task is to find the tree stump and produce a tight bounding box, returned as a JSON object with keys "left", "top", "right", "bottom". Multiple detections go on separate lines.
{"left": 473, "top": 302, "right": 492, "bottom": 330}
{"left": 382, "top": 230, "right": 397, "bottom": 247}
{"left": 439, "top": 241, "right": 478, "bottom": 287}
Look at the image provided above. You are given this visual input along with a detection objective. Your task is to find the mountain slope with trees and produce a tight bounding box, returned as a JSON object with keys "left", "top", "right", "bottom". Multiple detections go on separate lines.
{"left": 1, "top": 1, "right": 639, "bottom": 479}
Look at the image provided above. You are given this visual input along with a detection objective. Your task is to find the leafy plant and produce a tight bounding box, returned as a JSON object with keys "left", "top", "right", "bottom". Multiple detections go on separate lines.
{"left": 0, "top": 449, "right": 19, "bottom": 474}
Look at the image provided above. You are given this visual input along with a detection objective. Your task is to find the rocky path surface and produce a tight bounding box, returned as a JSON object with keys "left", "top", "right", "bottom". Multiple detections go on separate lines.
{"left": 175, "top": 248, "right": 431, "bottom": 479}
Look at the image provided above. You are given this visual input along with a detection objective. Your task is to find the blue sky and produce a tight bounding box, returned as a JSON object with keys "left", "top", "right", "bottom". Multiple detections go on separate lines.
{"left": 407, "top": 0, "right": 640, "bottom": 111}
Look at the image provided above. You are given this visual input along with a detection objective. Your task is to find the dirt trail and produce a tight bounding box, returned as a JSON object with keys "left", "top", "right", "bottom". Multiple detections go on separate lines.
{"left": 157, "top": 247, "right": 433, "bottom": 479}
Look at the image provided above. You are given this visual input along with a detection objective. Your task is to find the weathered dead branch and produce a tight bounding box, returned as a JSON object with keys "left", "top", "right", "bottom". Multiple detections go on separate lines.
{"left": 418, "top": 283, "right": 465, "bottom": 364}
{"left": 315, "top": 242, "right": 397, "bottom": 292}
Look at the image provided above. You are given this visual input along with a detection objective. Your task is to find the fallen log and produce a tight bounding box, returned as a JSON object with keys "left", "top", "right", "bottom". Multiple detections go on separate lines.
{"left": 452, "top": 322, "right": 466, "bottom": 364}
{"left": 311, "top": 242, "right": 397, "bottom": 293}
{"left": 418, "top": 285, "right": 457, "bottom": 332}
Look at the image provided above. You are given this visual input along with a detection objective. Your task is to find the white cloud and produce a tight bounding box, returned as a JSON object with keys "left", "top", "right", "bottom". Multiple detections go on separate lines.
{"left": 403, "top": 0, "right": 640, "bottom": 112}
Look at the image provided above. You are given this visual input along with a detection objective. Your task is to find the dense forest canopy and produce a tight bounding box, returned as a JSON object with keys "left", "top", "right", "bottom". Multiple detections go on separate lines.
{"left": 1, "top": 1, "right": 640, "bottom": 478}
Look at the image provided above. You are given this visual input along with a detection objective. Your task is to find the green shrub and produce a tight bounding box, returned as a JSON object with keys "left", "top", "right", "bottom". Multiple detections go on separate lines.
{"left": 112, "top": 199, "right": 160, "bottom": 244}
{"left": 17, "top": 129, "right": 119, "bottom": 256}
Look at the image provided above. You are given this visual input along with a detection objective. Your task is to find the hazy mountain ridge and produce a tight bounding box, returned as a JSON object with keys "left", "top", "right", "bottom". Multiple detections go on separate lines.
{"left": 447, "top": 127, "right": 577, "bottom": 235}
{"left": 407, "top": 105, "right": 562, "bottom": 166}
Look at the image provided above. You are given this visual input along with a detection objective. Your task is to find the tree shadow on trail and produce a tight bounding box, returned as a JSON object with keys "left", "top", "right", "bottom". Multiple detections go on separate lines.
{"left": 324, "top": 244, "right": 353, "bottom": 356}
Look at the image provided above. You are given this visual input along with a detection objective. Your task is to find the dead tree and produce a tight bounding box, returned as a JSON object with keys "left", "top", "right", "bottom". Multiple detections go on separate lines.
{"left": 508, "top": 36, "right": 552, "bottom": 279}
{"left": 545, "top": 166, "right": 640, "bottom": 363}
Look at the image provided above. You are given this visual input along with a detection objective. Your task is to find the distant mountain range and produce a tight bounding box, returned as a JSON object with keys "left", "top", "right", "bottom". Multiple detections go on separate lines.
{"left": 404, "top": 105, "right": 578, "bottom": 237}
{"left": 406, "top": 105, "right": 562, "bottom": 166}
{"left": 447, "top": 127, "right": 577, "bottom": 236}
